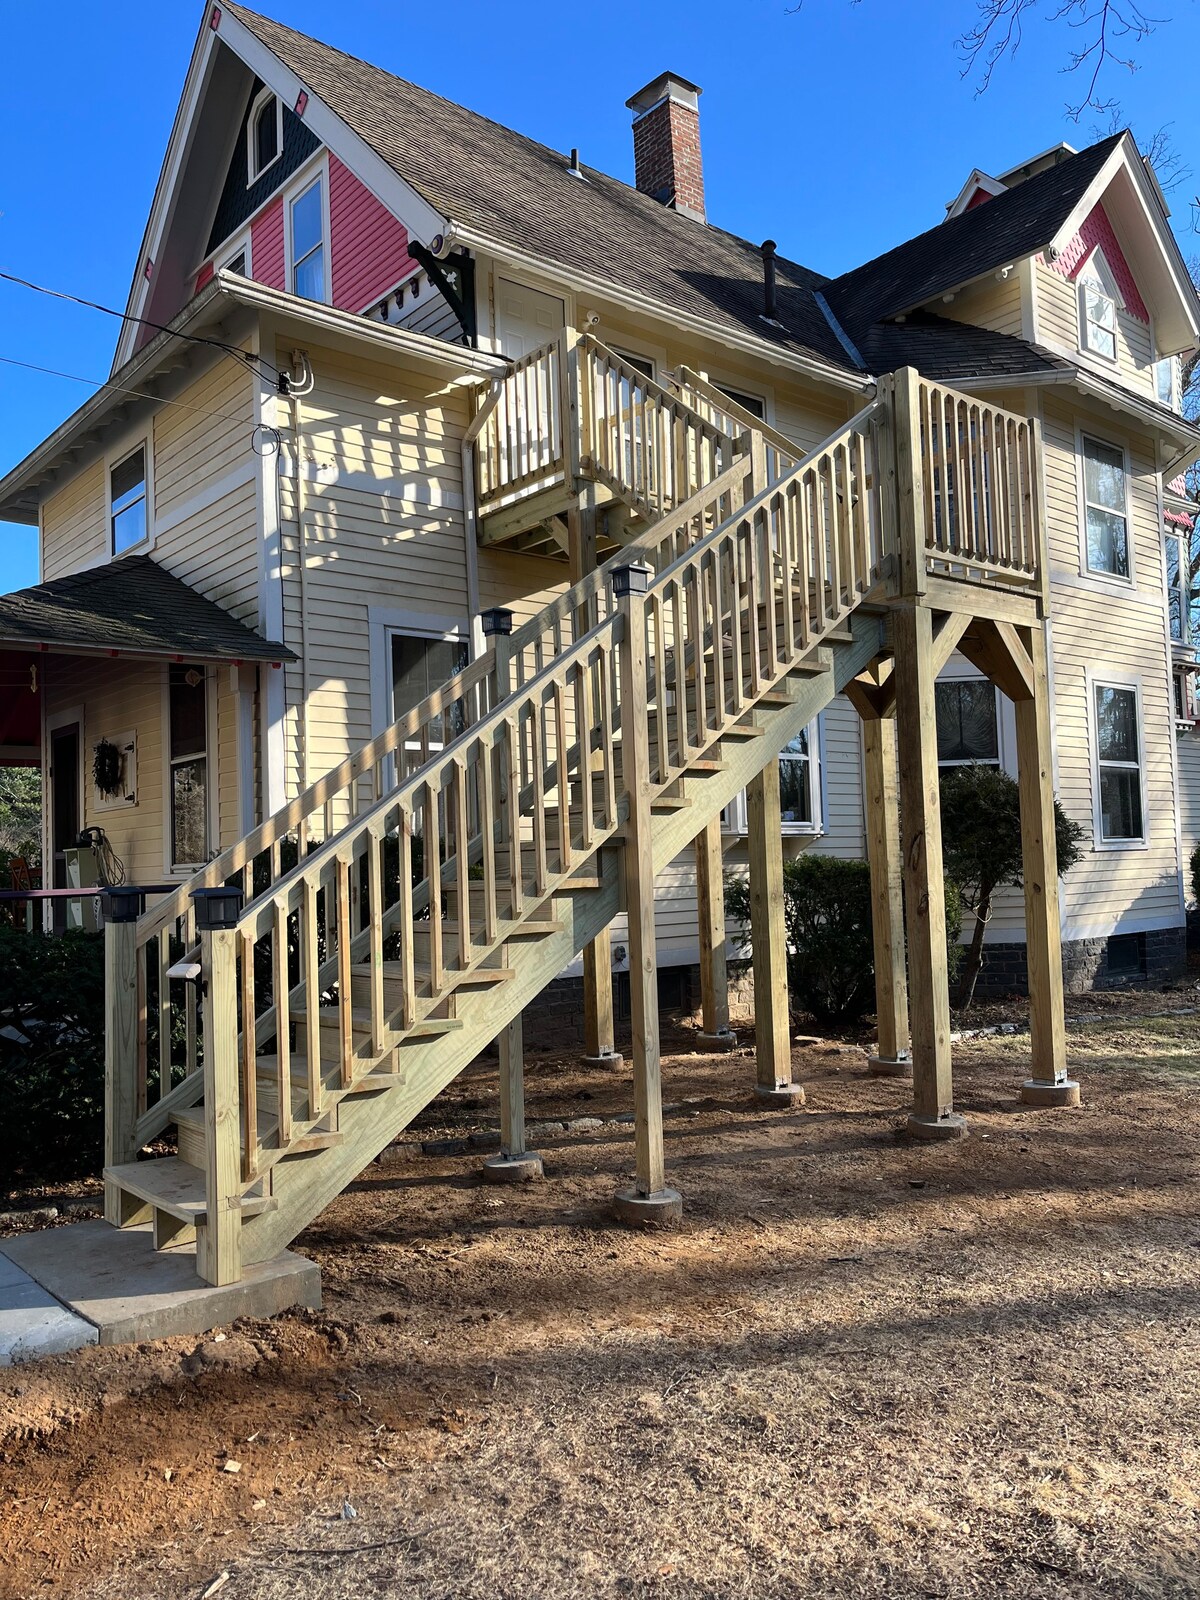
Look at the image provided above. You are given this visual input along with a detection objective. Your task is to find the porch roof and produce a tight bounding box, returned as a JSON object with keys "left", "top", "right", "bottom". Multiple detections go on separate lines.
{"left": 0, "top": 555, "right": 296, "bottom": 663}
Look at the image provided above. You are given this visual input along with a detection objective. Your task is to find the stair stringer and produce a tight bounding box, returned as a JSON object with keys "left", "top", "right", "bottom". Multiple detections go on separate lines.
{"left": 228, "top": 609, "right": 887, "bottom": 1268}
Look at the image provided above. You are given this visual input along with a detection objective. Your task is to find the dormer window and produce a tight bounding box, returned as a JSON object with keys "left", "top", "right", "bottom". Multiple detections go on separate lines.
{"left": 248, "top": 87, "right": 282, "bottom": 183}
{"left": 1078, "top": 248, "right": 1121, "bottom": 362}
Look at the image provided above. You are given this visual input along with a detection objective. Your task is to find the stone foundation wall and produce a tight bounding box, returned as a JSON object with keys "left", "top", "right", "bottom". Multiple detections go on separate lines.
{"left": 971, "top": 927, "right": 1186, "bottom": 996}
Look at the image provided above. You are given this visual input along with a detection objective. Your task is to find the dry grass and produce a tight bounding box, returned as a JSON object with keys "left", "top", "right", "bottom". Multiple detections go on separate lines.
{"left": 4, "top": 1000, "right": 1200, "bottom": 1599}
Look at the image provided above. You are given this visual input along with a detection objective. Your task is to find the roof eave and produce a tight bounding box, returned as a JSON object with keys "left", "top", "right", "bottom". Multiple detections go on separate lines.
{"left": 0, "top": 636, "right": 293, "bottom": 664}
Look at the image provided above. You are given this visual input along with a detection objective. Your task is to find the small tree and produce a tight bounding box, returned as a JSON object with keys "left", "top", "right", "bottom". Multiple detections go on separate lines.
{"left": 0, "top": 769, "right": 41, "bottom": 864}
{"left": 939, "top": 763, "right": 1084, "bottom": 1012}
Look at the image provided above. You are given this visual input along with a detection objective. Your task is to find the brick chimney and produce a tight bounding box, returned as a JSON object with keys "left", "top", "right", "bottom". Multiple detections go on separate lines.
{"left": 626, "top": 73, "right": 705, "bottom": 223}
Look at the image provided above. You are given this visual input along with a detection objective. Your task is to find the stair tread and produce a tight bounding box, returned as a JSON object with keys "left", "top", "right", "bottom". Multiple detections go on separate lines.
{"left": 104, "top": 1157, "right": 275, "bottom": 1222}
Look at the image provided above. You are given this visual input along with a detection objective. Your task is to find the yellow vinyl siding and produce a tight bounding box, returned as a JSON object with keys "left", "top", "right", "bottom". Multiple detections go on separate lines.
{"left": 41, "top": 460, "right": 107, "bottom": 580}
{"left": 1035, "top": 262, "right": 1156, "bottom": 398}
{"left": 151, "top": 354, "right": 254, "bottom": 520}
{"left": 938, "top": 271, "right": 1024, "bottom": 339}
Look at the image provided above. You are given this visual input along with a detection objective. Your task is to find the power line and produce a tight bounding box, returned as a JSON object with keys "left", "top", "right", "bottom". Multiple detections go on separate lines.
{"left": 0, "top": 268, "right": 284, "bottom": 385}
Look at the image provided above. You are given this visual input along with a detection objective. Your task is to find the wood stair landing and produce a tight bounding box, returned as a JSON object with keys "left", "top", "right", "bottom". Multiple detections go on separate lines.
{"left": 103, "top": 1157, "right": 275, "bottom": 1250}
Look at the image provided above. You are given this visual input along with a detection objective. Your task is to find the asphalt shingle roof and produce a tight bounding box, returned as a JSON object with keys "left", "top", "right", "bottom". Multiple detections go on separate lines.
{"left": 0, "top": 556, "right": 295, "bottom": 661}
{"left": 854, "top": 313, "right": 1074, "bottom": 383}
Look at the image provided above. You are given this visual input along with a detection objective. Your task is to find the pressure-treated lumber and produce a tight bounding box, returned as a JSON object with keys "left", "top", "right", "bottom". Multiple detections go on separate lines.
{"left": 1015, "top": 623, "right": 1076, "bottom": 1104}
{"left": 746, "top": 759, "right": 801, "bottom": 1103}
{"left": 862, "top": 713, "right": 911, "bottom": 1070}
{"left": 103, "top": 918, "right": 144, "bottom": 1228}
{"left": 195, "top": 928, "right": 244, "bottom": 1285}
{"left": 892, "top": 604, "right": 962, "bottom": 1137}
{"left": 693, "top": 819, "right": 733, "bottom": 1043}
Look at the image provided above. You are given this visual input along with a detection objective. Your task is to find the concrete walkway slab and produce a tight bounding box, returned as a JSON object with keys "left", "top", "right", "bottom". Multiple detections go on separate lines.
{"left": 0, "top": 1222, "right": 321, "bottom": 1346}
{"left": 0, "top": 1251, "right": 98, "bottom": 1365}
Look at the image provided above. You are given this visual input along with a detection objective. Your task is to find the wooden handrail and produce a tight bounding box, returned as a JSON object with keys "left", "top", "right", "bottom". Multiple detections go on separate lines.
{"left": 672, "top": 365, "right": 805, "bottom": 471}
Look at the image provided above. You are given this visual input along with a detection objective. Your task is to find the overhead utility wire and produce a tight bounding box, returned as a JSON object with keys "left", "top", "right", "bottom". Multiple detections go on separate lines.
{"left": 0, "top": 268, "right": 285, "bottom": 386}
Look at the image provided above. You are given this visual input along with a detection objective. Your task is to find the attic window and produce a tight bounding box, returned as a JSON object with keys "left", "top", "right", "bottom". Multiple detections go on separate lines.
{"left": 1078, "top": 249, "right": 1121, "bottom": 362}
{"left": 248, "top": 88, "right": 282, "bottom": 183}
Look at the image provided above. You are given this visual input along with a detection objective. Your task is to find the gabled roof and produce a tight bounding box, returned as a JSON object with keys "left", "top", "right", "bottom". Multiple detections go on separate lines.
{"left": 217, "top": 3, "right": 858, "bottom": 382}
{"left": 824, "top": 136, "right": 1124, "bottom": 336}
{"left": 0, "top": 555, "right": 295, "bottom": 662}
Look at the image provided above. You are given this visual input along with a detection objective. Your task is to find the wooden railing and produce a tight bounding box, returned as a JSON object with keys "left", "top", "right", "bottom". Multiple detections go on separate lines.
{"left": 907, "top": 374, "right": 1043, "bottom": 591}
{"left": 472, "top": 335, "right": 568, "bottom": 511}
{"left": 671, "top": 365, "right": 804, "bottom": 488}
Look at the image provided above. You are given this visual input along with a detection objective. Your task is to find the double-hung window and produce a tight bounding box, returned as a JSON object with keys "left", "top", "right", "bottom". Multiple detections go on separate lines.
{"left": 1155, "top": 356, "right": 1180, "bottom": 411}
{"left": 1093, "top": 683, "right": 1144, "bottom": 843}
{"left": 1078, "top": 252, "right": 1119, "bottom": 362}
{"left": 290, "top": 177, "right": 326, "bottom": 303}
{"left": 391, "top": 631, "right": 470, "bottom": 777}
{"left": 1166, "top": 533, "right": 1188, "bottom": 644}
{"left": 935, "top": 678, "right": 999, "bottom": 766}
{"left": 169, "top": 665, "right": 209, "bottom": 868}
{"left": 778, "top": 728, "right": 815, "bottom": 827}
{"left": 1081, "top": 435, "right": 1130, "bottom": 580}
{"left": 110, "top": 446, "right": 148, "bottom": 555}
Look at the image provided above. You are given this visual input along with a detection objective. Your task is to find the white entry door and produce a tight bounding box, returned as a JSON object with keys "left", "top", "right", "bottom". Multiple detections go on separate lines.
{"left": 494, "top": 280, "right": 567, "bottom": 487}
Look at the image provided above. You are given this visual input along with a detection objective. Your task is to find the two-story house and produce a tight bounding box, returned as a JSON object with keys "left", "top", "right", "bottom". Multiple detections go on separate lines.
{"left": 0, "top": 2, "right": 1197, "bottom": 1292}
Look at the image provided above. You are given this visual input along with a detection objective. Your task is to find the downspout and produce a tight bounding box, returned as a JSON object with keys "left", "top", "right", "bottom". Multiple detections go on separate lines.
{"left": 283, "top": 352, "right": 316, "bottom": 810}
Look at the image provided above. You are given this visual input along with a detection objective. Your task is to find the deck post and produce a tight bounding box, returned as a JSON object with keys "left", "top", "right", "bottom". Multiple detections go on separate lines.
{"left": 862, "top": 715, "right": 911, "bottom": 1076}
{"left": 483, "top": 1008, "right": 544, "bottom": 1182}
{"left": 694, "top": 819, "right": 735, "bottom": 1048}
{"left": 192, "top": 888, "right": 245, "bottom": 1286}
{"left": 612, "top": 561, "right": 681, "bottom": 1224}
{"left": 746, "top": 758, "right": 804, "bottom": 1106}
{"left": 892, "top": 605, "right": 964, "bottom": 1139}
{"left": 1016, "top": 624, "right": 1077, "bottom": 1106}
{"left": 104, "top": 888, "right": 148, "bottom": 1227}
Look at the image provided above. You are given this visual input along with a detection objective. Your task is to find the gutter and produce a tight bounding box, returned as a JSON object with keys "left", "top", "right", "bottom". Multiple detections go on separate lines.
{"left": 445, "top": 222, "right": 873, "bottom": 396}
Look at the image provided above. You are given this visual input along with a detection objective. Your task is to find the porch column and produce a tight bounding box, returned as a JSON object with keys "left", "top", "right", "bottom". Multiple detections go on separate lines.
{"left": 103, "top": 887, "right": 149, "bottom": 1227}
{"left": 483, "top": 1009, "right": 545, "bottom": 1181}
{"left": 862, "top": 715, "right": 911, "bottom": 1075}
{"left": 192, "top": 887, "right": 245, "bottom": 1287}
{"left": 694, "top": 818, "right": 735, "bottom": 1048}
{"left": 892, "top": 604, "right": 963, "bottom": 1139}
{"left": 612, "top": 563, "right": 680, "bottom": 1223}
{"left": 747, "top": 758, "right": 804, "bottom": 1106}
{"left": 1016, "top": 624, "right": 1077, "bottom": 1106}
{"left": 572, "top": 484, "right": 623, "bottom": 1070}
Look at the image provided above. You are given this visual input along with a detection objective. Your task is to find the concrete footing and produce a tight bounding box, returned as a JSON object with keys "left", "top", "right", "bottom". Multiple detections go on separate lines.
{"left": 613, "top": 1186, "right": 683, "bottom": 1226}
{"left": 1019, "top": 1077, "right": 1082, "bottom": 1108}
{"left": 695, "top": 1030, "right": 738, "bottom": 1052}
{"left": 868, "top": 1053, "right": 912, "bottom": 1079}
{"left": 755, "top": 1081, "right": 807, "bottom": 1108}
{"left": 481, "top": 1151, "right": 545, "bottom": 1184}
{"left": 581, "top": 1050, "right": 625, "bottom": 1071}
{"left": 0, "top": 1220, "right": 320, "bottom": 1348}
{"left": 906, "top": 1112, "right": 969, "bottom": 1142}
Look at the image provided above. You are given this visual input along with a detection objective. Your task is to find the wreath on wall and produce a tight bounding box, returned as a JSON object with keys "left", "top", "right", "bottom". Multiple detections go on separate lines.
{"left": 92, "top": 739, "right": 124, "bottom": 798}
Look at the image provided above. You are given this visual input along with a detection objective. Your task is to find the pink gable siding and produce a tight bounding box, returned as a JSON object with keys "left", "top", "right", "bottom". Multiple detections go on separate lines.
{"left": 251, "top": 195, "right": 286, "bottom": 293}
{"left": 328, "top": 153, "right": 414, "bottom": 313}
{"left": 1047, "top": 202, "right": 1149, "bottom": 322}
{"left": 195, "top": 260, "right": 215, "bottom": 294}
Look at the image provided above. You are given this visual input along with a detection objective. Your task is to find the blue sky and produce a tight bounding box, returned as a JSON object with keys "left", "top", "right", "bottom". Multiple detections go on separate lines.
{"left": 1, "top": 0, "right": 1196, "bottom": 591}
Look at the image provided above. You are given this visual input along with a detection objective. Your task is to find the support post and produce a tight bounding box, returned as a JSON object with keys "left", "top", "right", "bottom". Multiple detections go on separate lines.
{"left": 746, "top": 758, "right": 804, "bottom": 1106}
{"left": 612, "top": 562, "right": 681, "bottom": 1224}
{"left": 193, "top": 887, "right": 245, "bottom": 1286}
{"left": 483, "top": 1009, "right": 544, "bottom": 1181}
{"left": 694, "top": 819, "right": 735, "bottom": 1048}
{"left": 892, "top": 605, "right": 964, "bottom": 1139}
{"left": 1016, "top": 624, "right": 1078, "bottom": 1106}
{"left": 104, "top": 887, "right": 148, "bottom": 1227}
{"left": 862, "top": 716, "right": 911, "bottom": 1075}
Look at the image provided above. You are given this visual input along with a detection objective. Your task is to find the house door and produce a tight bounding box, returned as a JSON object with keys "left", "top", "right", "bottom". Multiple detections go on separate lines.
{"left": 49, "top": 722, "right": 81, "bottom": 930}
{"left": 495, "top": 281, "right": 567, "bottom": 487}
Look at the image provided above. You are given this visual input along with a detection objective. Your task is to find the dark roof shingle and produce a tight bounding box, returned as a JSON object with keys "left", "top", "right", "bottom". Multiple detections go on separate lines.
{"left": 0, "top": 556, "right": 295, "bottom": 661}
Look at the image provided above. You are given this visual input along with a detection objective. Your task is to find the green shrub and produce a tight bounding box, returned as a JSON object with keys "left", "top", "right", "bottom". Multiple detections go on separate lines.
{"left": 0, "top": 926, "right": 105, "bottom": 1190}
{"left": 725, "top": 853, "right": 961, "bottom": 1025}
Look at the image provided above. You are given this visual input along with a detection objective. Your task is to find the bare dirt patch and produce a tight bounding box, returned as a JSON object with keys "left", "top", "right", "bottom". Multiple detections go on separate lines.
{"left": 3, "top": 1001, "right": 1200, "bottom": 1599}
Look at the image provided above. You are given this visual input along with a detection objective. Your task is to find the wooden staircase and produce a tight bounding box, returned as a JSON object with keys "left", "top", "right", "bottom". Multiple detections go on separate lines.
{"left": 102, "top": 358, "right": 1048, "bottom": 1286}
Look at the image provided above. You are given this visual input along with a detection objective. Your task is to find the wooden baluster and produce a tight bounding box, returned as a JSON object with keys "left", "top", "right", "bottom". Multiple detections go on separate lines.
{"left": 597, "top": 639, "right": 617, "bottom": 830}
{"left": 574, "top": 659, "right": 595, "bottom": 854}
{"left": 810, "top": 466, "right": 829, "bottom": 625}
{"left": 452, "top": 757, "right": 472, "bottom": 969}
{"left": 996, "top": 414, "right": 1013, "bottom": 570}
{"left": 300, "top": 875, "right": 323, "bottom": 1114}
{"left": 398, "top": 802, "right": 417, "bottom": 1030}
{"left": 553, "top": 677, "right": 572, "bottom": 873}
{"left": 157, "top": 927, "right": 172, "bottom": 1100}
{"left": 825, "top": 457, "right": 842, "bottom": 618}
{"left": 529, "top": 699, "right": 549, "bottom": 895}
{"left": 273, "top": 898, "right": 293, "bottom": 1143}
{"left": 956, "top": 398, "right": 975, "bottom": 563}
{"left": 366, "top": 824, "right": 387, "bottom": 1060}
{"left": 184, "top": 909, "right": 198, "bottom": 1085}
{"left": 479, "top": 733, "right": 499, "bottom": 944}
{"left": 502, "top": 714, "right": 524, "bottom": 919}
{"left": 792, "top": 482, "right": 810, "bottom": 654}
{"left": 239, "top": 927, "right": 258, "bottom": 1182}
{"left": 685, "top": 565, "right": 706, "bottom": 745}
{"left": 195, "top": 917, "right": 242, "bottom": 1287}
{"left": 336, "top": 855, "right": 354, "bottom": 1086}
{"left": 136, "top": 943, "right": 148, "bottom": 1117}
{"left": 425, "top": 779, "right": 444, "bottom": 998}
{"left": 709, "top": 546, "right": 727, "bottom": 722}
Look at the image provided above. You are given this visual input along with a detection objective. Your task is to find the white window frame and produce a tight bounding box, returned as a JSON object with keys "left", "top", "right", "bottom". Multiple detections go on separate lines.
{"left": 1076, "top": 246, "right": 1123, "bottom": 365}
{"left": 1087, "top": 671, "right": 1148, "bottom": 851}
{"left": 106, "top": 434, "right": 153, "bottom": 558}
{"left": 246, "top": 86, "right": 283, "bottom": 185}
{"left": 708, "top": 374, "right": 774, "bottom": 430}
{"left": 1154, "top": 353, "right": 1180, "bottom": 412}
{"left": 284, "top": 160, "right": 331, "bottom": 305}
{"left": 1076, "top": 426, "right": 1134, "bottom": 588}
{"left": 722, "top": 716, "right": 823, "bottom": 836}
{"left": 161, "top": 664, "right": 218, "bottom": 876}
{"left": 217, "top": 230, "right": 252, "bottom": 278}
{"left": 368, "top": 606, "right": 472, "bottom": 788}
{"left": 1165, "top": 529, "right": 1189, "bottom": 646}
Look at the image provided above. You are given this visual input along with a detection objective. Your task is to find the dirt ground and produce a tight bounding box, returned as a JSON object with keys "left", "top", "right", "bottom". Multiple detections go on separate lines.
{"left": 4, "top": 992, "right": 1200, "bottom": 1600}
